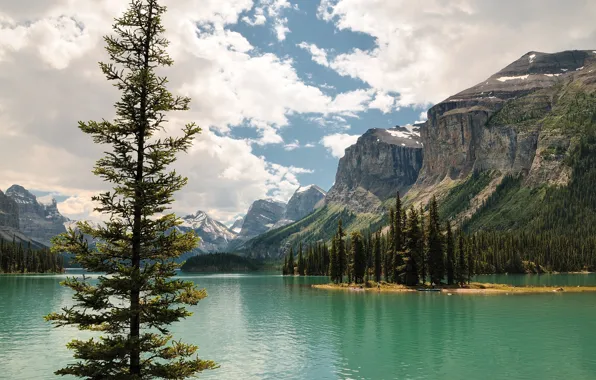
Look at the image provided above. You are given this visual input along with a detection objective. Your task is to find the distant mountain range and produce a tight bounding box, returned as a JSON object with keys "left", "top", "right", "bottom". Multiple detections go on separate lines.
{"left": 6, "top": 50, "right": 593, "bottom": 260}
{"left": 0, "top": 182, "right": 328, "bottom": 256}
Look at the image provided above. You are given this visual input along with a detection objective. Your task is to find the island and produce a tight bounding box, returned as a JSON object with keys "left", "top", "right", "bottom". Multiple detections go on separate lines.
{"left": 312, "top": 281, "right": 596, "bottom": 294}
{"left": 180, "top": 252, "right": 263, "bottom": 273}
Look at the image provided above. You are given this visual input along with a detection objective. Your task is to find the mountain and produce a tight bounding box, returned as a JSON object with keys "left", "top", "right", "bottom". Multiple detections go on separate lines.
{"left": 0, "top": 190, "right": 19, "bottom": 230}
{"left": 5, "top": 185, "right": 69, "bottom": 246}
{"left": 284, "top": 185, "right": 327, "bottom": 221}
{"left": 416, "top": 50, "right": 593, "bottom": 189}
{"left": 0, "top": 190, "right": 42, "bottom": 247}
{"left": 239, "top": 128, "right": 423, "bottom": 257}
{"left": 238, "top": 199, "right": 287, "bottom": 238}
{"left": 176, "top": 210, "right": 237, "bottom": 253}
{"left": 325, "top": 126, "right": 423, "bottom": 212}
{"left": 409, "top": 50, "right": 596, "bottom": 224}
{"left": 230, "top": 217, "right": 244, "bottom": 234}
{"left": 241, "top": 49, "right": 596, "bottom": 258}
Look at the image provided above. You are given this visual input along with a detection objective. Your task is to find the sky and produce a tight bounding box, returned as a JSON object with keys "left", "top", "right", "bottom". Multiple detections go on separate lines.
{"left": 0, "top": 0, "right": 595, "bottom": 224}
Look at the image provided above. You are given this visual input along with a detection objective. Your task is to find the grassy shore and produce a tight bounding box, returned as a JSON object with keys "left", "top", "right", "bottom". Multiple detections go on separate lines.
{"left": 312, "top": 281, "right": 596, "bottom": 294}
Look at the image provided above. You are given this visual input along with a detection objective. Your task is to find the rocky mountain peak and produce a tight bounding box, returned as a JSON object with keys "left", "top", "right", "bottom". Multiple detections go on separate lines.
{"left": 230, "top": 217, "right": 244, "bottom": 234}
{"left": 239, "top": 199, "right": 286, "bottom": 237}
{"left": 0, "top": 190, "right": 19, "bottom": 230}
{"left": 5, "top": 184, "right": 68, "bottom": 246}
{"left": 416, "top": 49, "right": 596, "bottom": 192}
{"left": 178, "top": 210, "right": 237, "bottom": 253}
{"left": 325, "top": 126, "right": 424, "bottom": 212}
{"left": 284, "top": 184, "right": 327, "bottom": 222}
{"left": 6, "top": 184, "right": 38, "bottom": 205}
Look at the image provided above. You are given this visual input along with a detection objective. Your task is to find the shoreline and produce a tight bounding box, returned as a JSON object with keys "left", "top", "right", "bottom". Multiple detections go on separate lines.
{"left": 312, "top": 282, "right": 596, "bottom": 295}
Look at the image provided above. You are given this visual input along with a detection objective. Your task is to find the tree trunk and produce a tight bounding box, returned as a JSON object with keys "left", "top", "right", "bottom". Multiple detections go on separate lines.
{"left": 131, "top": 3, "right": 154, "bottom": 376}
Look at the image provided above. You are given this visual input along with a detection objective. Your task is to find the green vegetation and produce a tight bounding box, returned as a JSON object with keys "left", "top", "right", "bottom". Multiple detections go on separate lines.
{"left": 45, "top": 1, "right": 216, "bottom": 378}
{"left": 438, "top": 171, "right": 493, "bottom": 219}
{"left": 459, "top": 84, "right": 596, "bottom": 272}
{"left": 487, "top": 90, "right": 553, "bottom": 129}
{"left": 181, "top": 253, "right": 261, "bottom": 272}
{"left": 245, "top": 203, "right": 384, "bottom": 257}
{"left": 0, "top": 239, "right": 63, "bottom": 273}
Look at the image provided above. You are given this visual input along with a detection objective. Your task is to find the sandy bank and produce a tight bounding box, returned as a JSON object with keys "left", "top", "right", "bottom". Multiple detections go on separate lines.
{"left": 312, "top": 282, "right": 596, "bottom": 295}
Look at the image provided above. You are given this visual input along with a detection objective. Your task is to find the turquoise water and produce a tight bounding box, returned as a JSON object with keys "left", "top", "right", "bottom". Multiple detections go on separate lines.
{"left": 2, "top": 272, "right": 596, "bottom": 379}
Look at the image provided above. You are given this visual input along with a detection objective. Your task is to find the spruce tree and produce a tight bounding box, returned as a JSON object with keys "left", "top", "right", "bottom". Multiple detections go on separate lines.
{"left": 427, "top": 197, "right": 445, "bottom": 285}
{"left": 419, "top": 204, "right": 427, "bottom": 284}
{"left": 288, "top": 247, "right": 295, "bottom": 275}
{"left": 45, "top": 2, "right": 217, "bottom": 377}
{"left": 374, "top": 231, "right": 382, "bottom": 283}
{"left": 351, "top": 232, "right": 366, "bottom": 284}
{"left": 337, "top": 219, "right": 346, "bottom": 283}
{"left": 329, "top": 234, "right": 339, "bottom": 283}
{"left": 297, "top": 242, "right": 305, "bottom": 276}
{"left": 445, "top": 221, "right": 455, "bottom": 285}
{"left": 405, "top": 206, "right": 421, "bottom": 285}
{"left": 468, "top": 235, "right": 476, "bottom": 284}
{"left": 457, "top": 231, "right": 467, "bottom": 286}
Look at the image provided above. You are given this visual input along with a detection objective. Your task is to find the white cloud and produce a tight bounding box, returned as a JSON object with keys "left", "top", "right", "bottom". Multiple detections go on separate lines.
{"left": 0, "top": 0, "right": 332, "bottom": 224}
{"left": 321, "top": 133, "right": 359, "bottom": 158}
{"left": 368, "top": 91, "right": 396, "bottom": 113}
{"left": 318, "top": 0, "right": 596, "bottom": 106}
{"left": 274, "top": 17, "right": 291, "bottom": 41}
{"left": 284, "top": 140, "right": 301, "bottom": 151}
{"left": 242, "top": 7, "right": 267, "bottom": 26}
{"left": 297, "top": 42, "right": 329, "bottom": 66}
{"left": 415, "top": 110, "right": 428, "bottom": 124}
{"left": 304, "top": 143, "right": 316, "bottom": 148}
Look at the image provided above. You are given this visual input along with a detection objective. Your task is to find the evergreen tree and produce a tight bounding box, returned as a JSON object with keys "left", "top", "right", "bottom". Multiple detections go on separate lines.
{"left": 337, "top": 219, "right": 346, "bottom": 283}
{"left": 457, "top": 231, "right": 467, "bottom": 286}
{"left": 351, "top": 232, "right": 366, "bottom": 283}
{"left": 419, "top": 204, "right": 427, "bottom": 284}
{"left": 288, "top": 247, "right": 295, "bottom": 275}
{"left": 427, "top": 196, "right": 445, "bottom": 285}
{"left": 468, "top": 235, "right": 476, "bottom": 284}
{"left": 405, "top": 206, "right": 421, "bottom": 285}
{"left": 45, "top": 2, "right": 217, "bottom": 377}
{"left": 297, "top": 242, "right": 305, "bottom": 276}
{"left": 329, "top": 234, "right": 339, "bottom": 283}
{"left": 374, "top": 231, "right": 382, "bottom": 283}
{"left": 445, "top": 221, "right": 455, "bottom": 285}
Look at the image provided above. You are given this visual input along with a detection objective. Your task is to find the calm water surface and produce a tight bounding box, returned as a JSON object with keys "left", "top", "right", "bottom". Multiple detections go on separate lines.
{"left": 1, "top": 272, "right": 596, "bottom": 379}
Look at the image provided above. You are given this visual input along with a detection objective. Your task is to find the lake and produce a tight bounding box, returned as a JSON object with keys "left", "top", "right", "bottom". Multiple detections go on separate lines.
{"left": 1, "top": 272, "right": 596, "bottom": 379}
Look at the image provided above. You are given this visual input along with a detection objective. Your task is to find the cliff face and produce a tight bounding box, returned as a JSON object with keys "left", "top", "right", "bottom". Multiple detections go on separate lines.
{"left": 239, "top": 199, "right": 287, "bottom": 238}
{"left": 0, "top": 190, "right": 19, "bottom": 230}
{"left": 5, "top": 185, "right": 69, "bottom": 246}
{"left": 284, "top": 185, "right": 326, "bottom": 221}
{"left": 326, "top": 126, "right": 424, "bottom": 212}
{"left": 417, "top": 50, "right": 596, "bottom": 188}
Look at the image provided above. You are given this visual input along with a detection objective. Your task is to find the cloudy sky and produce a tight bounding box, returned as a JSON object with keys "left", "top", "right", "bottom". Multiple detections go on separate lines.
{"left": 0, "top": 0, "right": 595, "bottom": 224}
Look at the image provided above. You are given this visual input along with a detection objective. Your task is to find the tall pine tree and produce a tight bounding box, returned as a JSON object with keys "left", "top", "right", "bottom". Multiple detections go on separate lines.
{"left": 45, "top": 2, "right": 217, "bottom": 378}
{"left": 427, "top": 196, "right": 445, "bottom": 285}
{"left": 445, "top": 221, "right": 455, "bottom": 285}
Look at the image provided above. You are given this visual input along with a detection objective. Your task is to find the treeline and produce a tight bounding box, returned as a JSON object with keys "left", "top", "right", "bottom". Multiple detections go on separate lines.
{"left": 181, "top": 253, "right": 261, "bottom": 272}
{"left": 0, "top": 239, "right": 64, "bottom": 273}
{"left": 282, "top": 192, "right": 566, "bottom": 285}
{"left": 284, "top": 194, "right": 477, "bottom": 286}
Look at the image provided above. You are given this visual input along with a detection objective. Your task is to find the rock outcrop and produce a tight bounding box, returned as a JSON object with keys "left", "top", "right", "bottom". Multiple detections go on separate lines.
{"left": 284, "top": 185, "right": 327, "bottom": 221}
{"left": 0, "top": 190, "right": 19, "bottom": 230}
{"left": 325, "top": 126, "right": 424, "bottom": 212}
{"left": 416, "top": 50, "right": 596, "bottom": 188}
{"left": 176, "top": 210, "right": 237, "bottom": 253}
{"left": 239, "top": 199, "right": 287, "bottom": 238}
{"left": 5, "top": 185, "right": 69, "bottom": 246}
{"left": 230, "top": 217, "right": 244, "bottom": 234}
